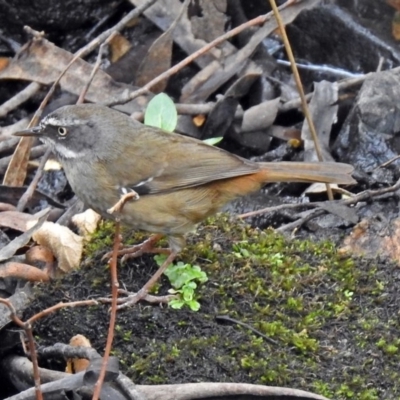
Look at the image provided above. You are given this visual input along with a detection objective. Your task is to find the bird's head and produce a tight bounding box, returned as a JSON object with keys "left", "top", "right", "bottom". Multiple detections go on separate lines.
{"left": 14, "top": 104, "right": 124, "bottom": 160}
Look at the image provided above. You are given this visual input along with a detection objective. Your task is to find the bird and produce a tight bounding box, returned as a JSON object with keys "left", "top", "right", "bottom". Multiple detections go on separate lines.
{"left": 15, "top": 104, "right": 355, "bottom": 305}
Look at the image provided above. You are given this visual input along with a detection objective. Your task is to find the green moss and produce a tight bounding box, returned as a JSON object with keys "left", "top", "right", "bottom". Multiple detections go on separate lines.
{"left": 29, "top": 213, "right": 400, "bottom": 399}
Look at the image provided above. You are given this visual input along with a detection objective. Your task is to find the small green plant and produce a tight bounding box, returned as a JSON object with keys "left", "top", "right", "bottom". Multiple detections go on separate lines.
{"left": 144, "top": 92, "right": 222, "bottom": 144}
{"left": 144, "top": 92, "right": 177, "bottom": 132}
{"left": 154, "top": 254, "right": 208, "bottom": 311}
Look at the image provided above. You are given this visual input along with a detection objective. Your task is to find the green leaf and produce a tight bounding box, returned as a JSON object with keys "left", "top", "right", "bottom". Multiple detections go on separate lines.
{"left": 169, "top": 299, "right": 185, "bottom": 309}
{"left": 187, "top": 300, "right": 201, "bottom": 311}
{"left": 144, "top": 93, "right": 178, "bottom": 132}
{"left": 156, "top": 254, "right": 208, "bottom": 311}
{"left": 202, "top": 137, "right": 223, "bottom": 146}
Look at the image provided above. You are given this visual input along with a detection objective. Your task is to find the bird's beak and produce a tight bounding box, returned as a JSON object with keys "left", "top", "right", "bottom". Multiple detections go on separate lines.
{"left": 13, "top": 126, "right": 43, "bottom": 138}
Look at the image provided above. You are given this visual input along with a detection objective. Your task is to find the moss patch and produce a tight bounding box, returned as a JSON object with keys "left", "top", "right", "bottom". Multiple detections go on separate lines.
{"left": 25, "top": 214, "right": 400, "bottom": 400}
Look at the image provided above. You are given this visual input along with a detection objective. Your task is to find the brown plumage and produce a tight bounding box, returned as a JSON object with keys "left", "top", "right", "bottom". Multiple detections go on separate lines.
{"left": 15, "top": 104, "right": 355, "bottom": 302}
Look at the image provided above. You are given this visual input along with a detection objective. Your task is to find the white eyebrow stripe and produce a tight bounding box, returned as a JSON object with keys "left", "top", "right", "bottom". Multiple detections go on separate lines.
{"left": 43, "top": 117, "right": 83, "bottom": 127}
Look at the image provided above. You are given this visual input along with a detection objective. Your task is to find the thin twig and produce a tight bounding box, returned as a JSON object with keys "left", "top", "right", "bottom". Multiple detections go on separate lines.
{"left": 375, "top": 154, "right": 400, "bottom": 170}
{"left": 280, "top": 69, "right": 376, "bottom": 112}
{"left": 17, "top": 147, "right": 52, "bottom": 211}
{"left": 0, "top": 82, "right": 42, "bottom": 119}
{"left": 92, "top": 222, "right": 121, "bottom": 400}
{"left": 0, "top": 298, "right": 43, "bottom": 399}
{"left": 111, "top": 0, "right": 299, "bottom": 105}
{"left": 99, "top": 292, "right": 177, "bottom": 304}
{"left": 215, "top": 315, "right": 279, "bottom": 345}
{"left": 1, "top": 298, "right": 99, "bottom": 400}
{"left": 271, "top": 178, "right": 400, "bottom": 232}
{"left": 238, "top": 202, "right": 319, "bottom": 219}
{"left": 268, "top": 0, "right": 333, "bottom": 200}
{"left": 5, "top": 0, "right": 158, "bottom": 188}
{"left": 24, "top": 323, "right": 44, "bottom": 400}
{"left": 276, "top": 208, "right": 325, "bottom": 232}
{"left": 77, "top": 32, "right": 118, "bottom": 104}
{"left": 0, "top": 0, "right": 158, "bottom": 120}
{"left": 27, "top": 300, "right": 99, "bottom": 324}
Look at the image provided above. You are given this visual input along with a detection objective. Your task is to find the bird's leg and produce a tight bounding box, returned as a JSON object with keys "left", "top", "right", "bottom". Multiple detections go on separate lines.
{"left": 102, "top": 233, "right": 169, "bottom": 262}
{"left": 117, "top": 250, "right": 178, "bottom": 309}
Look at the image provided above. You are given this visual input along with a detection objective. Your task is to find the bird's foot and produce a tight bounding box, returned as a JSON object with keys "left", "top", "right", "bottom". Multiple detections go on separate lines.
{"left": 101, "top": 250, "right": 178, "bottom": 309}
{"left": 102, "top": 233, "right": 169, "bottom": 262}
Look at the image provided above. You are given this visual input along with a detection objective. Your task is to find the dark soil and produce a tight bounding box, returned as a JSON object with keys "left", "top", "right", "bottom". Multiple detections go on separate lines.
{"left": 22, "top": 215, "right": 400, "bottom": 400}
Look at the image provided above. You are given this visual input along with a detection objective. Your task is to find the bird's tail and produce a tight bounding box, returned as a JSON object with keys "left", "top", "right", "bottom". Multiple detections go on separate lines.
{"left": 257, "top": 161, "right": 355, "bottom": 184}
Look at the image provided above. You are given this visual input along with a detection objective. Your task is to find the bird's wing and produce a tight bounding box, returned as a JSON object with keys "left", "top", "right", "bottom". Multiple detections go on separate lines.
{"left": 107, "top": 126, "right": 260, "bottom": 195}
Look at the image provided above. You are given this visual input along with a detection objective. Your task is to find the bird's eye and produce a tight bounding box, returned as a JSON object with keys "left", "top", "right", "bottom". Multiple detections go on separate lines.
{"left": 58, "top": 127, "right": 68, "bottom": 136}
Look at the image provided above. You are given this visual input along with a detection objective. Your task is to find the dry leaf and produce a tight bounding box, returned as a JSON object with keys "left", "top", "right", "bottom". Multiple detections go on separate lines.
{"left": 301, "top": 81, "right": 338, "bottom": 162}
{"left": 340, "top": 218, "right": 400, "bottom": 263}
{"left": 29, "top": 221, "right": 83, "bottom": 274}
{"left": 72, "top": 209, "right": 101, "bottom": 239}
{"left": 241, "top": 98, "right": 280, "bottom": 132}
{"left": 0, "top": 57, "right": 9, "bottom": 71}
{"left": 44, "top": 159, "right": 62, "bottom": 171}
{"left": 268, "top": 126, "right": 302, "bottom": 142}
{"left": 3, "top": 136, "right": 36, "bottom": 186}
{"left": 0, "top": 262, "right": 49, "bottom": 282}
{"left": 130, "top": 0, "right": 223, "bottom": 69}
{"left": 109, "top": 33, "right": 131, "bottom": 63}
{"left": 0, "top": 208, "right": 50, "bottom": 263}
{"left": 25, "top": 245, "right": 55, "bottom": 275}
{"left": 181, "top": 0, "right": 320, "bottom": 102}
{"left": 0, "top": 210, "right": 38, "bottom": 231}
{"left": 0, "top": 38, "right": 138, "bottom": 106}
{"left": 135, "top": 29, "right": 173, "bottom": 92}
{"left": 0, "top": 203, "right": 17, "bottom": 212}
{"left": 193, "top": 114, "right": 206, "bottom": 127}
{"left": 303, "top": 183, "right": 340, "bottom": 195}
{"left": 136, "top": 0, "right": 192, "bottom": 92}
{"left": 190, "top": 0, "right": 227, "bottom": 43}
{"left": 388, "top": 0, "right": 400, "bottom": 11}
{"left": 392, "top": 11, "right": 400, "bottom": 40}
{"left": 66, "top": 334, "right": 92, "bottom": 373}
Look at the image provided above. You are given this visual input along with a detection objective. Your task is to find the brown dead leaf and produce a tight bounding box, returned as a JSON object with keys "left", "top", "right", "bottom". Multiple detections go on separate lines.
{"left": 0, "top": 210, "right": 37, "bottom": 231}
{"left": 193, "top": 114, "right": 206, "bottom": 127}
{"left": 0, "top": 262, "right": 49, "bottom": 282}
{"left": 241, "top": 98, "right": 280, "bottom": 132}
{"left": 392, "top": 11, "right": 400, "bottom": 41}
{"left": 3, "top": 136, "right": 35, "bottom": 186}
{"left": 25, "top": 245, "right": 55, "bottom": 277}
{"left": 0, "top": 208, "right": 50, "bottom": 263}
{"left": 388, "top": 0, "right": 400, "bottom": 11}
{"left": 268, "top": 126, "right": 302, "bottom": 142}
{"left": 29, "top": 221, "right": 83, "bottom": 274}
{"left": 109, "top": 33, "right": 131, "bottom": 63}
{"left": 301, "top": 81, "right": 338, "bottom": 162}
{"left": 181, "top": 0, "right": 320, "bottom": 102}
{"left": 130, "top": 0, "right": 223, "bottom": 69}
{"left": 135, "top": 0, "right": 192, "bottom": 92}
{"left": 0, "top": 203, "right": 17, "bottom": 212}
{"left": 72, "top": 209, "right": 101, "bottom": 239}
{"left": 0, "top": 38, "right": 139, "bottom": 106}
{"left": 340, "top": 217, "right": 400, "bottom": 264}
{"left": 0, "top": 57, "right": 9, "bottom": 71}
{"left": 135, "top": 29, "right": 173, "bottom": 92}
{"left": 190, "top": 0, "right": 227, "bottom": 44}
{"left": 66, "top": 334, "right": 92, "bottom": 373}
{"left": 25, "top": 245, "right": 55, "bottom": 270}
